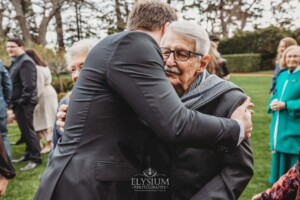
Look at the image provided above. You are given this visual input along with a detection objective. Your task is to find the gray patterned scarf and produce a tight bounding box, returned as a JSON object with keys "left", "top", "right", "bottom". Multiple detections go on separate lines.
{"left": 181, "top": 70, "right": 243, "bottom": 110}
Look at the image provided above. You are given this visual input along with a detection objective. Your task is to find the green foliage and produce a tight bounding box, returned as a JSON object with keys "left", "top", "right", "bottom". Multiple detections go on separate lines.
{"left": 223, "top": 53, "right": 261, "bottom": 72}
{"left": 220, "top": 26, "right": 299, "bottom": 70}
{"left": 0, "top": 39, "right": 10, "bottom": 65}
{"left": 4, "top": 75, "right": 274, "bottom": 200}
{"left": 220, "top": 26, "right": 294, "bottom": 54}
{"left": 51, "top": 74, "right": 73, "bottom": 94}
{"left": 57, "top": 92, "right": 67, "bottom": 101}
{"left": 0, "top": 40, "right": 67, "bottom": 74}
{"left": 27, "top": 44, "right": 67, "bottom": 75}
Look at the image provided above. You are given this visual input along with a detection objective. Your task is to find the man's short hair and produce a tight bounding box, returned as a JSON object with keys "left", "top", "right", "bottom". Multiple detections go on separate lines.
{"left": 162, "top": 21, "right": 210, "bottom": 55}
{"left": 127, "top": 0, "right": 177, "bottom": 31}
{"left": 7, "top": 38, "right": 25, "bottom": 47}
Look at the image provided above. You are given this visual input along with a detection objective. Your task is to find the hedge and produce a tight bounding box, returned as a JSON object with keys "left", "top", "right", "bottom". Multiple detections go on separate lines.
{"left": 219, "top": 26, "right": 300, "bottom": 71}
{"left": 223, "top": 53, "right": 261, "bottom": 72}
{"left": 51, "top": 75, "right": 73, "bottom": 100}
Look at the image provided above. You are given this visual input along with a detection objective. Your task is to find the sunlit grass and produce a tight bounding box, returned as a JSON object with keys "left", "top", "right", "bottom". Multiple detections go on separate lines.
{"left": 231, "top": 76, "right": 272, "bottom": 200}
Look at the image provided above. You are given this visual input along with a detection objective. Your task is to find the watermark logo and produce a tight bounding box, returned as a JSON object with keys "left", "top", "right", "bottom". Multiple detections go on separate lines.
{"left": 131, "top": 168, "right": 169, "bottom": 192}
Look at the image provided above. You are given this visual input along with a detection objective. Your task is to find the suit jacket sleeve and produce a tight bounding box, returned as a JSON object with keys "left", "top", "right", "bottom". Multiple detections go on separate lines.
{"left": 18, "top": 60, "right": 36, "bottom": 105}
{"left": 190, "top": 94, "right": 254, "bottom": 200}
{"left": 1, "top": 65, "right": 12, "bottom": 106}
{"left": 106, "top": 32, "right": 241, "bottom": 149}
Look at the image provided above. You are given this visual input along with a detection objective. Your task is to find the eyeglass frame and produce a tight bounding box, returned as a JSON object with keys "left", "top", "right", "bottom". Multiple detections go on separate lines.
{"left": 68, "top": 65, "right": 84, "bottom": 74}
{"left": 160, "top": 47, "right": 203, "bottom": 62}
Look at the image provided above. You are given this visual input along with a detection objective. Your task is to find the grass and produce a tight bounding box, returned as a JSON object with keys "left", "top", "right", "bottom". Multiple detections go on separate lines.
{"left": 3, "top": 125, "right": 49, "bottom": 200}
{"left": 3, "top": 74, "right": 273, "bottom": 199}
{"left": 230, "top": 75, "right": 273, "bottom": 200}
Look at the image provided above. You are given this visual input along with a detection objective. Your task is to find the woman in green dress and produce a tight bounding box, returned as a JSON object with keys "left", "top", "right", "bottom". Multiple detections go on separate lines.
{"left": 267, "top": 45, "right": 300, "bottom": 184}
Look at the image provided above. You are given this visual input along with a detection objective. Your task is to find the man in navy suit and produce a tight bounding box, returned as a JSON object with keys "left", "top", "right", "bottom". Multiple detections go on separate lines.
{"left": 7, "top": 38, "right": 41, "bottom": 171}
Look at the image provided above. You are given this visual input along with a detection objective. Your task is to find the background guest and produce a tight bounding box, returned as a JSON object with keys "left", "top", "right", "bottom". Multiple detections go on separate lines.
{"left": 207, "top": 34, "right": 230, "bottom": 80}
{"left": 270, "top": 37, "right": 297, "bottom": 94}
{"left": 6, "top": 38, "right": 41, "bottom": 171}
{"left": 0, "top": 60, "right": 12, "bottom": 159}
{"left": 25, "top": 49, "right": 58, "bottom": 154}
{"left": 267, "top": 45, "right": 300, "bottom": 184}
{"left": 252, "top": 149, "right": 300, "bottom": 200}
{"left": 51, "top": 38, "right": 98, "bottom": 153}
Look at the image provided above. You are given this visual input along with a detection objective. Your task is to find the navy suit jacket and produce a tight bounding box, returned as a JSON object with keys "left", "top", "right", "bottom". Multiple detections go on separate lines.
{"left": 8, "top": 53, "right": 37, "bottom": 107}
{"left": 0, "top": 61, "right": 12, "bottom": 118}
{"left": 35, "top": 31, "right": 242, "bottom": 200}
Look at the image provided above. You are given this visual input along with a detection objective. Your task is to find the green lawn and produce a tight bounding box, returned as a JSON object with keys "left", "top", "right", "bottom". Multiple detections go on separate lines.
{"left": 3, "top": 75, "right": 273, "bottom": 199}
{"left": 231, "top": 75, "right": 273, "bottom": 200}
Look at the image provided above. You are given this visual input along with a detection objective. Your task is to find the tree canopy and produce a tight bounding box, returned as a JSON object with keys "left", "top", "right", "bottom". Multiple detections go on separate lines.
{"left": 1, "top": 0, "right": 299, "bottom": 50}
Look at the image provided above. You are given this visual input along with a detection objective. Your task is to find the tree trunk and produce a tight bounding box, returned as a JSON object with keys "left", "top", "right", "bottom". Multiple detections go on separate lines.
{"left": 0, "top": 6, "right": 5, "bottom": 38}
{"left": 37, "top": 0, "right": 66, "bottom": 45}
{"left": 115, "top": 0, "right": 126, "bottom": 32}
{"left": 55, "top": 7, "right": 65, "bottom": 50}
{"left": 74, "top": 3, "right": 82, "bottom": 40}
{"left": 11, "top": 0, "right": 32, "bottom": 43}
{"left": 37, "top": 17, "right": 50, "bottom": 45}
{"left": 219, "top": 0, "right": 228, "bottom": 37}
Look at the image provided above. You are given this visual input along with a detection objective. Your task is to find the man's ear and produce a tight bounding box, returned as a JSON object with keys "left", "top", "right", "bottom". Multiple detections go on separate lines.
{"left": 162, "top": 22, "right": 170, "bottom": 35}
{"left": 197, "top": 55, "right": 210, "bottom": 73}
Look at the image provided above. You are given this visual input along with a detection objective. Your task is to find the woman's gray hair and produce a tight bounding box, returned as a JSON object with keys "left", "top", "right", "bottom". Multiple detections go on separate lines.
{"left": 65, "top": 38, "right": 99, "bottom": 67}
{"left": 162, "top": 21, "right": 210, "bottom": 55}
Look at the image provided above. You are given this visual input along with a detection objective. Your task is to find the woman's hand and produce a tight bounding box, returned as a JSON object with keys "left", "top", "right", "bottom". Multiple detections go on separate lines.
{"left": 56, "top": 104, "right": 68, "bottom": 132}
{"left": 251, "top": 192, "right": 262, "bottom": 200}
{"left": 0, "top": 176, "right": 9, "bottom": 196}
{"left": 270, "top": 100, "right": 286, "bottom": 111}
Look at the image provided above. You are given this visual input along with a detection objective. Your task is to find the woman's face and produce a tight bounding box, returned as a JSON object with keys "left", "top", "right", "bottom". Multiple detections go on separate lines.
{"left": 278, "top": 41, "right": 286, "bottom": 55}
{"left": 285, "top": 48, "right": 300, "bottom": 69}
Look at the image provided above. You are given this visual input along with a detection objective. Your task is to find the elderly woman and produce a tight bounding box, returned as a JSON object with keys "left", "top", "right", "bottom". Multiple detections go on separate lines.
{"left": 50, "top": 39, "right": 98, "bottom": 157}
{"left": 270, "top": 37, "right": 297, "bottom": 94}
{"left": 267, "top": 45, "right": 300, "bottom": 186}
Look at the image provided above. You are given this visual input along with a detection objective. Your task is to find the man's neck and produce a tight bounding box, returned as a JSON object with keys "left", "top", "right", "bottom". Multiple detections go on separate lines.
{"left": 135, "top": 29, "right": 163, "bottom": 45}
{"left": 11, "top": 52, "right": 25, "bottom": 60}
